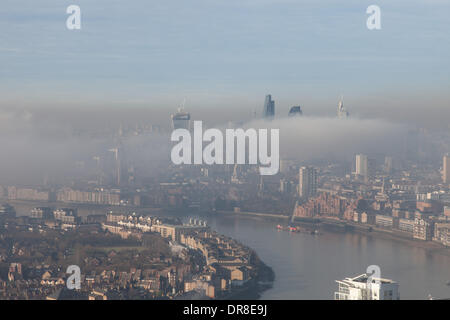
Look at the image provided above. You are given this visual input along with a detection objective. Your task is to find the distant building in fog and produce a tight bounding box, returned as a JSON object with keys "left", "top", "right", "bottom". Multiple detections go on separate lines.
{"left": 280, "top": 159, "right": 294, "bottom": 174}
{"left": 263, "top": 95, "right": 275, "bottom": 119}
{"left": 337, "top": 96, "right": 349, "bottom": 119}
{"left": 355, "top": 154, "right": 368, "bottom": 177}
{"left": 7, "top": 186, "right": 52, "bottom": 202}
{"left": 299, "top": 166, "right": 317, "bottom": 198}
{"left": 384, "top": 156, "right": 393, "bottom": 173}
{"left": 0, "top": 203, "right": 15, "bottom": 217}
{"left": 53, "top": 208, "right": 79, "bottom": 224}
{"left": 443, "top": 154, "right": 450, "bottom": 184}
{"left": 355, "top": 154, "right": 375, "bottom": 182}
{"left": 30, "top": 207, "right": 53, "bottom": 219}
{"left": 288, "top": 106, "right": 302, "bottom": 117}
{"left": 171, "top": 108, "right": 191, "bottom": 130}
{"left": 279, "top": 179, "right": 291, "bottom": 193}
{"left": 56, "top": 187, "right": 120, "bottom": 206}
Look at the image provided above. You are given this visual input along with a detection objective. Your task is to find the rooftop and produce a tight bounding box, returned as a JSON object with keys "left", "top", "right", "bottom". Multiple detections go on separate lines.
{"left": 338, "top": 273, "right": 397, "bottom": 285}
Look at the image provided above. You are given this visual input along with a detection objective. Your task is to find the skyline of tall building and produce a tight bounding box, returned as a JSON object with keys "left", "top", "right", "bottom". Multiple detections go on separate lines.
{"left": 108, "top": 147, "right": 121, "bottom": 186}
{"left": 384, "top": 156, "right": 393, "bottom": 174}
{"left": 355, "top": 154, "right": 375, "bottom": 183}
{"left": 263, "top": 94, "right": 275, "bottom": 119}
{"left": 355, "top": 154, "right": 368, "bottom": 178}
{"left": 171, "top": 107, "right": 191, "bottom": 130}
{"left": 337, "top": 97, "right": 349, "bottom": 119}
{"left": 288, "top": 106, "right": 303, "bottom": 117}
{"left": 444, "top": 154, "right": 450, "bottom": 184}
{"left": 299, "top": 166, "right": 317, "bottom": 199}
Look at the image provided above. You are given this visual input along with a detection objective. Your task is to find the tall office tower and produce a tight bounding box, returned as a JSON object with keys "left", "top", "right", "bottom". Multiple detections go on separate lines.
{"left": 279, "top": 179, "right": 291, "bottom": 193}
{"left": 384, "top": 156, "right": 393, "bottom": 173}
{"left": 288, "top": 106, "right": 302, "bottom": 117}
{"left": 443, "top": 154, "right": 450, "bottom": 184}
{"left": 263, "top": 94, "right": 275, "bottom": 119}
{"left": 337, "top": 96, "right": 349, "bottom": 118}
{"left": 171, "top": 107, "right": 191, "bottom": 130}
{"left": 108, "top": 148, "right": 121, "bottom": 186}
{"left": 368, "top": 158, "right": 376, "bottom": 180}
{"left": 299, "top": 166, "right": 318, "bottom": 198}
{"left": 355, "top": 154, "right": 369, "bottom": 181}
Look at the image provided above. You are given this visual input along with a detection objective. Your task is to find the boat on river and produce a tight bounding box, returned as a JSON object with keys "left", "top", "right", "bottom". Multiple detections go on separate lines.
{"left": 276, "top": 224, "right": 319, "bottom": 235}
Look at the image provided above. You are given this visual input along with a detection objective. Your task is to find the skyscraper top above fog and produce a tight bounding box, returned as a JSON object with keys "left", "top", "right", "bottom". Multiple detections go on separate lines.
{"left": 288, "top": 106, "right": 303, "bottom": 117}
{"left": 171, "top": 107, "right": 191, "bottom": 130}
{"left": 263, "top": 94, "right": 275, "bottom": 119}
{"left": 337, "top": 96, "right": 349, "bottom": 119}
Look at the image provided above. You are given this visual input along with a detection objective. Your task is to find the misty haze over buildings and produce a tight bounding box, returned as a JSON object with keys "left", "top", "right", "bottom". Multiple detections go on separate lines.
{"left": 1, "top": 99, "right": 448, "bottom": 186}
{"left": 1, "top": 0, "right": 449, "bottom": 185}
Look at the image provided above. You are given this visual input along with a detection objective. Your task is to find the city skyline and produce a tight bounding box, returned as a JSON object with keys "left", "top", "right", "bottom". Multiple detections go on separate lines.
{"left": 0, "top": 1, "right": 450, "bottom": 129}
{"left": 1, "top": 0, "right": 450, "bottom": 304}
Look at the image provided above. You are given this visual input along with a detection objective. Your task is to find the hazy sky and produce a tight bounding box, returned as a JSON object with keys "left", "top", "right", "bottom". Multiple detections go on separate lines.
{"left": 2, "top": 1, "right": 450, "bottom": 184}
{"left": 0, "top": 0, "right": 449, "bottom": 124}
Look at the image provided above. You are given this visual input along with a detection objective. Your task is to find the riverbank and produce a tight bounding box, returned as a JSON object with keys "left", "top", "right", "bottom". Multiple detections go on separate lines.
{"left": 216, "top": 210, "right": 289, "bottom": 221}
{"left": 222, "top": 250, "right": 275, "bottom": 300}
{"left": 210, "top": 214, "right": 450, "bottom": 299}
{"left": 214, "top": 210, "right": 450, "bottom": 258}
{"left": 293, "top": 216, "right": 450, "bottom": 258}
{"left": 352, "top": 225, "right": 450, "bottom": 257}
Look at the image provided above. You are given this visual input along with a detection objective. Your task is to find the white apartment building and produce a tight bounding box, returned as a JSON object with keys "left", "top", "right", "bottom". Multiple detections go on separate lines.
{"left": 334, "top": 273, "right": 399, "bottom": 300}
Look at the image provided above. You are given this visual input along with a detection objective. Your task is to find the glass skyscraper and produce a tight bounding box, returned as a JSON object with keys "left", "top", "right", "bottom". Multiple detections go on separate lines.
{"left": 263, "top": 94, "right": 275, "bottom": 119}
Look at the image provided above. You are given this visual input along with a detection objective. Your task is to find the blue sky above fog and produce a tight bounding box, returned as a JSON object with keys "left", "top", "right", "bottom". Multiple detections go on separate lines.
{"left": 0, "top": 0, "right": 449, "bottom": 113}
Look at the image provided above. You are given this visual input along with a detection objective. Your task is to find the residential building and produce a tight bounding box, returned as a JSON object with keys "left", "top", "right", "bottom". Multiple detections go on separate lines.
{"left": 299, "top": 166, "right": 317, "bottom": 199}
{"left": 334, "top": 274, "right": 399, "bottom": 300}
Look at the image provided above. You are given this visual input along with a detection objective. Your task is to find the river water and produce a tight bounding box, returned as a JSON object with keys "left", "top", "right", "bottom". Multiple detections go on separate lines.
{"left": 208, "top": 214, "right": 450, "bottom": 300}
{"left": 12, "top": 202, "right": 450, "bottom": 299}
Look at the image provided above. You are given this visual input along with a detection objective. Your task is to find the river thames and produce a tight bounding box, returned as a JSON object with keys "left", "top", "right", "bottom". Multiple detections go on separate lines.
{"left": 208, "top": 214, "right": 450, "bottom": 300}
{"left": 12, "top": 201, "right": 450, "bottom": 300}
